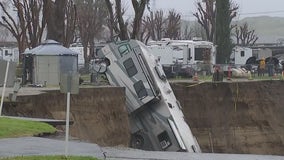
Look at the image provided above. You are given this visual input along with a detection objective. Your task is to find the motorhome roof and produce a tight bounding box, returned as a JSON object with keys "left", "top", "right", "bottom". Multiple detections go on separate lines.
{"left": 148, "top": 40, "right": 213, "bottom": 46}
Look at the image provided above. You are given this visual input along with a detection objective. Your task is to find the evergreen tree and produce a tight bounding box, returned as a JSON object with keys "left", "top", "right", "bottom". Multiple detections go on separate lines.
{"left": 215, "top": 0, "right": 232, "bottom": 64}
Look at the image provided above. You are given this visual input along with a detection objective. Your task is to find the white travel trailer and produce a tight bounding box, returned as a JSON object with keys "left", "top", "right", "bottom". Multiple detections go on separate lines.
{"left": 147, "top": 39, "right": 216, "bottom": 66}
{"left": 147, "top": 39, "right": 216, "bottom": 77}
{"left": 93, "top": 40, "right": 201, "bottom": 152}
{"left": 230, "top": 46, "right": 253, "bottom": 65}
{"left": 69, "top": 46, "right": 85, "bottom": 68}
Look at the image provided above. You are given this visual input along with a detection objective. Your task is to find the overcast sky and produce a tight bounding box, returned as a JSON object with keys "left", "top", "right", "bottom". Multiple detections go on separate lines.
{"left": 156, "top": 0, "right": 284, "bottom": 19}
{"left": 126, "top": 0, "right": 284, "bottom": 20}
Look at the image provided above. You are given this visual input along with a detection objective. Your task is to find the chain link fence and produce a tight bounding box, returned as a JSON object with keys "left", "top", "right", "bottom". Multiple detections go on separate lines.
{"left": 163, "top": 63, "right": 283, "bottom": 81}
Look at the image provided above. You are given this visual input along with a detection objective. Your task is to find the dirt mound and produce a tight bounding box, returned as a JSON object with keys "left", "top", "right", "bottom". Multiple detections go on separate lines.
{"left": 3, "top": 87, "right": 130, "bottom": 147}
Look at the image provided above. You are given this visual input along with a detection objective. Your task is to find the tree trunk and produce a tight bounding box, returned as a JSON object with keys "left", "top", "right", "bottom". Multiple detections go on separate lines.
{"left": 115, "top": 0, "right": 128, "bottom": 40}
{"left": 43, "top": 0, "right": 67, "bottom": 43}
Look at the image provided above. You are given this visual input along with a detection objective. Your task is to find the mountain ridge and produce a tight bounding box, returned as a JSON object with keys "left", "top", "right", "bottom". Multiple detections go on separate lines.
{"left": 184, "top": 16, "right": 284, "bottom": 43}
{"left": 236, "top": 16, "right": 284, "bottom": 43}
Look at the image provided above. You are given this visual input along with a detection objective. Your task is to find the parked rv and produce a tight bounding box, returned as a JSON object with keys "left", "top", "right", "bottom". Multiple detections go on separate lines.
{"left": 69, "top": 44, "right": 87, "bottom": 68}
{"left": 147, "top": 38, "right": 216, "bottom": 78}
{"left": 230, "top": 46, "right": 253, "bottom": 65}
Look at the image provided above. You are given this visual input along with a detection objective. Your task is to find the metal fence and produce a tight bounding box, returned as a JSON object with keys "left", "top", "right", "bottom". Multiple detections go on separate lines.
{"left": 163, "top": 63, "right": 283, "bottom": 78}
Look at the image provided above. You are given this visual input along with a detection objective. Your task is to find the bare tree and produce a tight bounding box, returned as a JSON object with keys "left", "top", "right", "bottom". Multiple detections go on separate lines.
{"left": 105, "top": 0, "right": 149, "bottom": 41}
{"left": 190, "top": 22, "right": 207, "bottom": 40}
{"left": 76, "top": 0, "right": 108, "bottom": 63}
{"left": 43, "top": 0, "right": 65, "bottom": 43}
{"left": 0, "top": 0, "right": 28, "bottom": 57}
{"left": 193, "top": 0, "right": 238, "bottom": 43}
{"left": 43, "top": 0, "right": 76, "bottom": 47}
{"left": 137, "top": 16, "right": 150, "bottom": 43}
{"left": 0, "top": 0, "right": 47, "bottom": 50}
{"left": 229, "top": 0, "right": 238, "bottom": 27}
{"left": 64, "top": 0, "right": 77, "bottom": 47}
{"left": 234, "top": 22, "right": 258, "bottom": 46}
{"left": 143, "top": 10, "right": 188, "bottom": 41}
{"left": 193, "top": 0, "right": 215, "bottom": 42}
{"left": 105, "top": 0, "right": 128, "bottom": 40}
{"left": 164, "top": 9, "right": 181, "bottom": 40}
{"left": 145, "top": 10, "right": 165, "bottom": 41}
{"left": 25, "top": 0, "right": 45, "bottom": 48}
{"left": 104, "top": 0, "right": 117, "bottom": 41}
{"left": 131, "top": 0, "right": 150, "bottom": 39}
{"left": 143, "top": 10, "right": 165, "bottom": 41}
{"left": 76, "top": 0, "right": 90, "bottom": 63}
{"left": 181, "top": 24, "right": 194, "bottom": 40}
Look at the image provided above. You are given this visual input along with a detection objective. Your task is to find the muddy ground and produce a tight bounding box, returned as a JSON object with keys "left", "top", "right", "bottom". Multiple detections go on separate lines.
{"left": 3, "top": 80, "right": 284, "bottom": 155}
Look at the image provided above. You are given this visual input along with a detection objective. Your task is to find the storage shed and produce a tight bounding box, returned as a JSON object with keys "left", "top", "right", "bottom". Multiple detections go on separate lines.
{"left": 23, "top": 40, "right": 78, "bottom": 86}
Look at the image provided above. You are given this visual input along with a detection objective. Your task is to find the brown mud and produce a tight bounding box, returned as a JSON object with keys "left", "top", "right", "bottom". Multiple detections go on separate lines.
{"left": 172, "top": 80, "right": 284, "bottom": 155}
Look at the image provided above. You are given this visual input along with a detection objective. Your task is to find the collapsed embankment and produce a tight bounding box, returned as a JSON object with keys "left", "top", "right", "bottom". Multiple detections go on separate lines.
{"left": 172, "top": 80, "right": 284, "bottom": 155}
{"left": 3, "top": 81, "right": 284, "bottom": 155}
{"left": 3, "top": 87, "right": 130, "bottom": 147}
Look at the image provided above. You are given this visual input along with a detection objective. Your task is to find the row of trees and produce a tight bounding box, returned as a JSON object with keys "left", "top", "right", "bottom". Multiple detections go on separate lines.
{"left": 0, "top": 0, "right": 188, "bottom": 63}
{"left": 0, "top": 0, "right": 258, "bottom": 64}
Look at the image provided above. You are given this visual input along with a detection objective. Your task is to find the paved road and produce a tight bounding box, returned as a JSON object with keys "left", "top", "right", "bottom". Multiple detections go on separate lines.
{"left": 1, "top": 137, "right": 284, "bottom": 160}
{"left": 0, "top": 137, "right": 104, "bottom": 158}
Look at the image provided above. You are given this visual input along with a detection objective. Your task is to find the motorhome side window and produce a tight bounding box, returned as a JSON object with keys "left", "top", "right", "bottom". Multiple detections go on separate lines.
{"left": 118, "top": 44, "right": 131, "bottom": 57}
{"left": 134, "top": 80, "right": 148, "bottom": 99}
{"left": 188, "top": 48, "right": 191, "bottom": 60}
{"left": 194, "top": 48, "right": 203, "bottom": 61}
{"left": 241, "top": 51, "right": 245, "bottom": 57}
{"left": 5, "top": 50, "right": 8, "bottom": 56}
{"left": 123, "top": 58, "right": 138, "bottom": 77}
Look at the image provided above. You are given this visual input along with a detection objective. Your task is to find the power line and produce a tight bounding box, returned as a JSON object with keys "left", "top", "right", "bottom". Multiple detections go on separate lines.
{"left": 181, "top": 10, "right": 284, "bottom": 19}
{"left": 240, "top": 10, "right": 284, "bottom": 15}
{"left": 125, "top": 10, "right": 284, "bottom": 19}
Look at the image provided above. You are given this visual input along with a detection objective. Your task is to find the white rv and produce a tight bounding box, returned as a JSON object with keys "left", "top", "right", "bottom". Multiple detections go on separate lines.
{"left": 69, "top": 45, "right": 86, "bottom": 68}
{"left": 147, "top": 39, "right": 216, "bottom": 77}
{"left": 93, "top": 40, "right": 201, "bottom": 152}
{"left": 230, "top": 46, "right": 252, "bottom": 65}
{"left": 147, "top": 39, "right": 216, "bottom": 66}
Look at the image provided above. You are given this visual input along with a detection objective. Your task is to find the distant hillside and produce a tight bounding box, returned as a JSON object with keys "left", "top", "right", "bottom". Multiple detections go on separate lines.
{"left": 182, "top": 16, "right": 284, "bottom": 43}
{"left": 235, "top": 16, "right": 284, "bottom": 43}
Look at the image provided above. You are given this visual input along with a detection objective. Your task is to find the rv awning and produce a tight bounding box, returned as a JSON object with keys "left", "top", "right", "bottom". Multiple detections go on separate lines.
{"left": 24, "top": 40, "right": 78, "bottom": 56}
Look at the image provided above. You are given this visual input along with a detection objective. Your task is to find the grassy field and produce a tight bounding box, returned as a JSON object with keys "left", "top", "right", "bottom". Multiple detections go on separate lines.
{"left": 0, "top": 156, "right": 98, "bottom": 160}
{"left": 0, "top": 117, "right": 56, "bottom": 138}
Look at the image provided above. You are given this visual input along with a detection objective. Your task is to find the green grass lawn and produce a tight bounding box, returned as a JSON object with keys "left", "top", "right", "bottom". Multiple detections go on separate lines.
{"left": 0, "top": 117, "right": 56, "bottom": 138}
{"left": 0, "top": 118, "right": 100, "bottom": 159}
{"left": 0, "top": 156, "right": 98, "bottom": 160}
